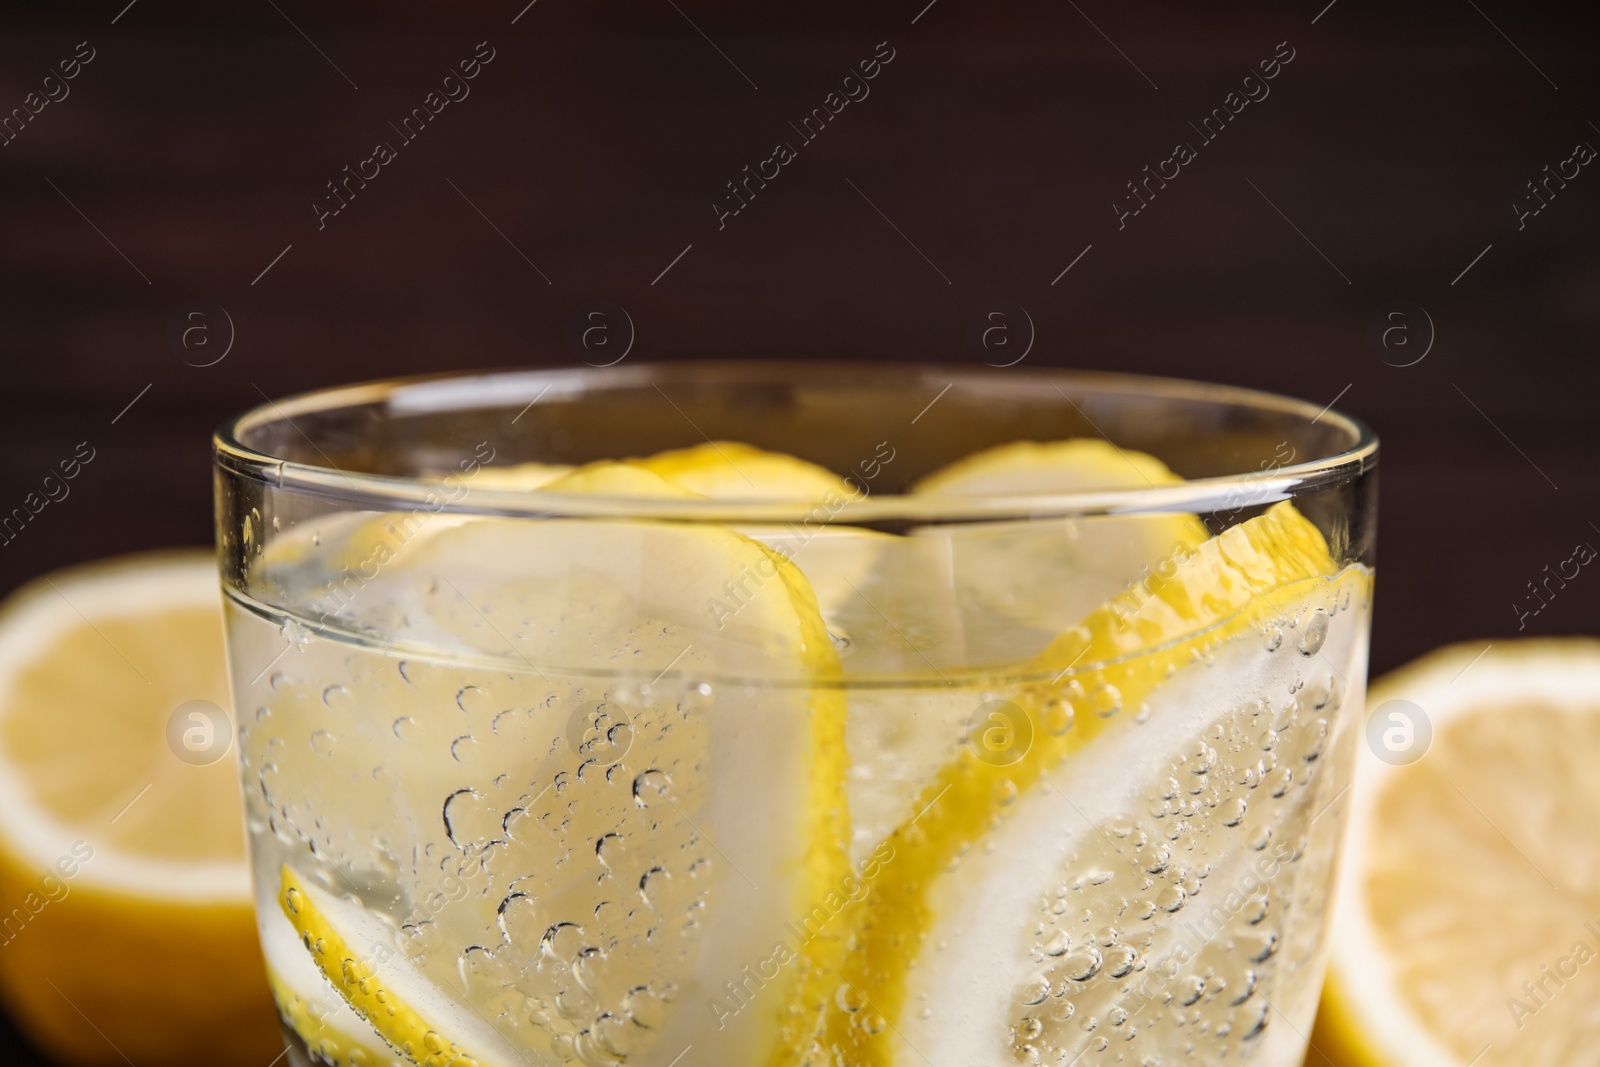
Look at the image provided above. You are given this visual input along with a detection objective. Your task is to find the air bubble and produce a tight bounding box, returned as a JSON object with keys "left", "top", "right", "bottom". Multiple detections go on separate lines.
{"left": 1088, "top": 684, "right": 1123, "bottom": 719}
{"left": 497, "top": 892, "right": 541, "bottom": 947}
{"left": 1105, "top": 944, "right": 1137, "bottom": 978}
{"left": 1061, "top": 948, "right": 1103, "bottom": 982}
{"left": 442, "top": 788, "right": 492, "bottom": 851}
{"left": 638, "top": 867, "right": 668, "bottom": 908}
{"left": 1302, "top": 719, "right": 1329, "bottom": 760}
{"left": 836, "top": 983, "right": 866, "bottom": 1013}
{"left": 1297, "top": 610, "right": 1329, "bottom": 656}
{"left": 595, "top": 832, "right": 627, "bottom": 871}
{"left": 623, "top": 986, "right": 667, "bottom": 1030}
{"left": 1019, "top": 974, "right": 1054, "bottom": 1005}
{"left": 681, "top": 681, "right": 714, "bottom": 716}
{"left": 1043, "top": 698, "right": 1076, "bottom": 736}
{"left": 632, "top": 769, "right": 671, "bottom": 808}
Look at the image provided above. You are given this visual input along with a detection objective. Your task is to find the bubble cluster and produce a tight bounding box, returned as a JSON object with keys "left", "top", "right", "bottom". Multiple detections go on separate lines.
{"left": 993, "top": 621, "right": 1354, "bottom": 1062}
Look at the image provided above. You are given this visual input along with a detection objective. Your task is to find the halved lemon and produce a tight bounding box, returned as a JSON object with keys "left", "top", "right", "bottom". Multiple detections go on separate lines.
{"left": 1315, "top": 638, "right": 1600, "bottom": 1067}
{"left": 0, "top": 552, "right": 278, "bottom": 1066}
{"left": 784, "top": 502, "right": 1369, "bottom": 1067}
{"left": 248, "top": 464, "right": 852, "bottom": 1066}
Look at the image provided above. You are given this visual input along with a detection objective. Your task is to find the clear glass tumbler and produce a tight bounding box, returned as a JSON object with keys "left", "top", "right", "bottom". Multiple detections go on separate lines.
{"left": 215, "top": 362, "right": 1376, "bottom": 1067}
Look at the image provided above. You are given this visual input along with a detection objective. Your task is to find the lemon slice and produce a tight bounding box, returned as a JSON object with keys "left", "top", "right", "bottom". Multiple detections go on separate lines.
{"left": 633, "top": 441, "right": 883, "bottom": 618}
{"left": 1316, "top": 638, "right": 1600, "bottom": 1067}
{"left": 542, "top": 459, "right": 699, "bottom": 496}
{"left": 631, "top": 443, "right": 965, "bottom": 867}
{"left": 634, "top": 441, "right": 849, "bottom": 500}
{"left": 912, "top": 439, "right": 1184, "bottom": 496}
{"left": 911, "top": 439, "right": 1211, "bottom": 664}
{"left": 784, "top": 503, "right": 1367, "bottom": 1067}
{"left": 240, "top": 465, "right": 850, "bottom": 1066}
{"left": 280, "top": 866, "right": 523, "bottom": 1067}
{"left": 256, "top": 460, "right": 567, "bottom": 595}
{"left": 466, "top": 461, "right": 573, "bottom": 489}
{"left": 0, "top": 551, "right": 278, "bottom": 1066}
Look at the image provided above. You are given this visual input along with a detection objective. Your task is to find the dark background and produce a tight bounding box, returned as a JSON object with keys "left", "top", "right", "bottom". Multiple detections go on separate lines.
{"left": 1, "top": 0, "right": 1597, "bottom": 1058}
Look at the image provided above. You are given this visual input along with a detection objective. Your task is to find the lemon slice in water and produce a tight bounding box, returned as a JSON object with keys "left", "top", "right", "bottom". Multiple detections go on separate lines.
{"left": 279, "top": 866, "right": 523, "bottom": 1067}
{"left": 912, "top": 439, "right": 1211, "bottom": 665}
{"left": 634, "top": 441, "right": 849, "bottom": 500}
{"left": 782, "top": 503, "right": 1367, "bottom": 1067}
{"left": 252, "top": 463, "right": 851, "bottom": 1066}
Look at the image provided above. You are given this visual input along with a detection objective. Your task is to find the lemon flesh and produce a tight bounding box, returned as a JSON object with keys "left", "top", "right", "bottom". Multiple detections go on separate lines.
{"left": 0, "top": 552, "right": 277, "bottom": 1066}
{"left": 1318, "top": 639, "right": 1600, "bottom": 1067}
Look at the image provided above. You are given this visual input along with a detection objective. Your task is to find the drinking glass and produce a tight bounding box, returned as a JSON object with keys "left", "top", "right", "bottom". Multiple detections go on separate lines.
{"left": 215, "top": 362, "right": 1376, "bottom": 1067}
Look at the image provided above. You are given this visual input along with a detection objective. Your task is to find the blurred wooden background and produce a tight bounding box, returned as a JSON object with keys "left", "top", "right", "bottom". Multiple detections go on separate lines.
{"left": 0, "top": 0, "right": 1597, "bottom": 1058}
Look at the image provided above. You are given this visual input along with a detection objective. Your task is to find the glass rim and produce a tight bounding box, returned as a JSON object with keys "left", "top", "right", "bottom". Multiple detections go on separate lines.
{"left": 214, "top": 362, "right": 1377, "bottom": 523}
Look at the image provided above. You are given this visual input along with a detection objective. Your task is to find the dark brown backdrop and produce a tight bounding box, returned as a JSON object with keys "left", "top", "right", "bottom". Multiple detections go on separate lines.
{"left": 1, "top": 1, "right": 1597, "bottom": 1060}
